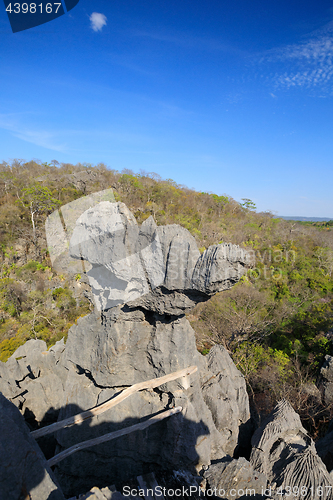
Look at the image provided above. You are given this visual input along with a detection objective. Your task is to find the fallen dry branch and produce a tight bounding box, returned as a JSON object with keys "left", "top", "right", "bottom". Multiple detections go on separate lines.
{"left": 32, "top": 365, "right": 197, "bottom": 438}
{"left": 48, "top": 406, "right": 182, "bottom": 467}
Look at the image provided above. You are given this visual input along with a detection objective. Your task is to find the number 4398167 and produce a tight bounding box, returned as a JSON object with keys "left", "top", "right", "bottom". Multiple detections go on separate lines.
{"left": 6, "top": 3, "right": 62, "bottom": 13}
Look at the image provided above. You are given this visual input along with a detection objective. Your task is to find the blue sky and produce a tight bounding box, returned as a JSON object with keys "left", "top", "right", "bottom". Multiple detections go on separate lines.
{"left": 1, "top": 1, "right": 333, "bottom": 217}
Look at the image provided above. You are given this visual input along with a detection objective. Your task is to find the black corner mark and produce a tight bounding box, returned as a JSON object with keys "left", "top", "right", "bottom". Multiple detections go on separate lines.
{"left": 3, "top": 0, "right": 80, "bottom": 33}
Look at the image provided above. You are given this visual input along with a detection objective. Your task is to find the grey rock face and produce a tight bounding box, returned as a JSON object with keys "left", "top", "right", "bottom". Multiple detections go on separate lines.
{"left": 201, "top": 345, "right": 250, "bottom": 456}
{"left": 250, "top": 400, "right": 333, "bottom": 500}
{"left": 0, "top": 392, "right": 64, "bottom": 500}
{"left": 204, "top": 457, "right": 268, "bottom": 498}
{"left": 192, "top": 244, "right": 253, "bottom": 295}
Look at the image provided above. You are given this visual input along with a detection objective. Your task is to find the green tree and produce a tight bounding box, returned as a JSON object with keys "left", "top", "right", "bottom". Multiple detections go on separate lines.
{"left": 17, "top": 184, "right": 61, "bottom": 246}
{"left": 241, "top": 198, "right": 257, "bottom": 211}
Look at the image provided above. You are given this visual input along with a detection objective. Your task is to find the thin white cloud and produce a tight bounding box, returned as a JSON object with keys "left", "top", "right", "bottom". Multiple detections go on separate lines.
{"left": 89, "top": 12, "right": 107, "bottom": 32}
{"left": 131, "top": 29, "right": 247, "bottom": 57}
{"left": 258, "top": 31, "right": 333, "bottom": 93}
{"left": 264, "top": 36, "right": 333, "bottom": 66}
{"left": 0, "top": 113, "right": 66, "bottom": 152}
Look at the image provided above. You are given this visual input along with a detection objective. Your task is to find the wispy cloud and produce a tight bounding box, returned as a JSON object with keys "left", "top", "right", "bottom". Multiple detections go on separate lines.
{"left": 258, "top": 31, "right": 333, "bottom": 93}
{"left": 0, "top": 113, "right": 67, "bottom": 152}
{"left": 0, "top": 112, "right": 156, "bottom": 154}
{"left": 39, "top": 75, "right": 194, "bottom": 120}
{"left": 89, "top": 12, "right": 107, "bottom": 32}
{"left": 131, "top": 29, "right": 247, "bottom": 57}
{"left": 106, "top": 54, "right": 156, "bottom": 77}
{"left": 263, "top": 36, "right": 333, "bottom": 63}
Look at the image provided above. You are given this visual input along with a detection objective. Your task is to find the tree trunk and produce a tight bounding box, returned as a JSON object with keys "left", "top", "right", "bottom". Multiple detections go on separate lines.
{"left": 30, "top": 206, "right": 38, "bottom": 259}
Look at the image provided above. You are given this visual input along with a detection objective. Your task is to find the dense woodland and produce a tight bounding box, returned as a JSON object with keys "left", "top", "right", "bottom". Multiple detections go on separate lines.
{"left": 1, "top": 159, "right": 333, "bottom": 434}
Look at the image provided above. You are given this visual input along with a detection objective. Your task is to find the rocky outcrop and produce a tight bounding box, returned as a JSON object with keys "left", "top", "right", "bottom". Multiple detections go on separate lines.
{"left": 250, "top": 400, "right": 333, "bottom": 500}
{"left": 0, "top": 392, "right": 64, "bottom": 500}
{"left": 44, "top": 311, "right": 250, "bottom": 497}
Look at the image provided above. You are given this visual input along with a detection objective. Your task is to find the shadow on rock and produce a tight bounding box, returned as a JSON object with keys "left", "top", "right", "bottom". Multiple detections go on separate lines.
{"left": 33, "top": 402, "right": 210, "bottom": 498}
{"left": 0, "top": 393, "right": 65, "bottom": 500}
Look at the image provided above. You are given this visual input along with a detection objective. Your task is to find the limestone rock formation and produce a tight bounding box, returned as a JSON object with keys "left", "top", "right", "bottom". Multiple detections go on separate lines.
{"left": 0, "top": 201, "right": 252, "bottom": 497}
{"left": 204, "top": 457, "right": 268, "bottom": 498}
{"left": 69, "top": 201, "right": 252, "bottom": 314}
{"left": 0, "top": 392, "right": 64, "bottom": 500}
{"left": 52, "top": 310, "right": 250, "bottom": 496}
{"left": 250, "top": 399, "right": 333, "bottom": 500}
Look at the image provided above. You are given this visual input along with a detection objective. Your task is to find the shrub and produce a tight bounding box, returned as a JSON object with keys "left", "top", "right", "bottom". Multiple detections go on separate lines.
{"left": 0, "top": 335, "right": 26, "bottom": 362}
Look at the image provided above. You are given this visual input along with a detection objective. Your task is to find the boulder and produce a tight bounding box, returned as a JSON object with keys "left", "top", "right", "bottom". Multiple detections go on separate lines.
{"left": 0, "top": 392, "right": 64, "bottom": 500}
{"left": 204, "top": 457, "right": 268, "bottom": 498}
{"left": 192, "top": 244, "right": 252, "bottom": 294}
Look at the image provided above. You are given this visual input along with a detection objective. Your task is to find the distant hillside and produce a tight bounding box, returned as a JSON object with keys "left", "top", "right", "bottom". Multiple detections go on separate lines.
{"left": 277, "top": 216, "right": 333, "bottom": 222}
